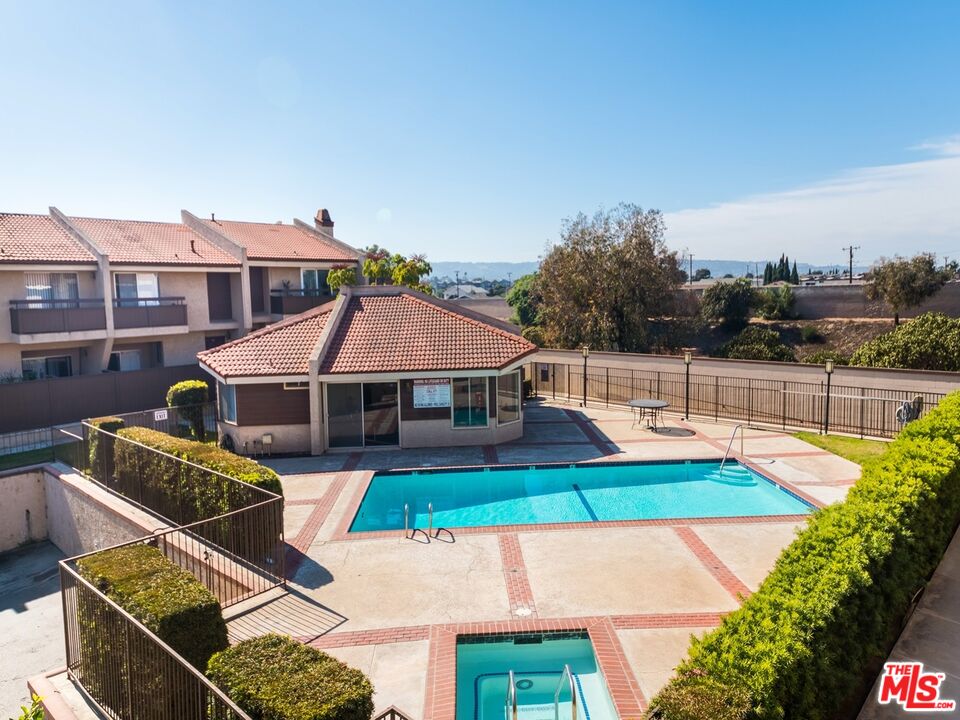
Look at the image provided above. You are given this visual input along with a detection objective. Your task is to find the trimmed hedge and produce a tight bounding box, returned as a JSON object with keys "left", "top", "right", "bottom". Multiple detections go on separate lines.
{"left": 207, "top": 634, "right": 374, "bottom": 720}
{"left": 87, "top": 416, "right": 125, "bottom": 478}
{"left": 167, "top": 379, "right": 209, "bottom": 440}
{"left": 77, "top": 544, "right": 228, "bottom": 669}
{"left": 117, "top": 426, "right": 282, "bottom": 496}
{"left": 648, "top": 391, "right": 960, "bottom": 720}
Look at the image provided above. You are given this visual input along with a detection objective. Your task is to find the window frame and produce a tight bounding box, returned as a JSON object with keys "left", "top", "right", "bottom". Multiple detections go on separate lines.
{"left": 218, "top": 382, "right": 237, "bottom": 425}
{"left": 108, "top": 349, "right": 142, "bottom": 373}
{"left": 450, "top": 375, "right": 489, "bottom": 429}
{"left": 496, "top": 371, "right": 522, "bottom": 426}
{"left": 21, "top": 354, "right": 73, "bottom": 380}
{"left": 114, "top": 272, "right": 160, "bottom": 307}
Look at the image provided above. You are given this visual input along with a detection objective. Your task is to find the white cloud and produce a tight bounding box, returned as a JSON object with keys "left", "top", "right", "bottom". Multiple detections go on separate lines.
{"left": 376, "top": 207, "right": 393, "bottom": 224}
{"left": 909, "top": 134, "right": 960, "bottom": 156}
{"left": 665, "top": 150, "right": 960, "bottom": 264}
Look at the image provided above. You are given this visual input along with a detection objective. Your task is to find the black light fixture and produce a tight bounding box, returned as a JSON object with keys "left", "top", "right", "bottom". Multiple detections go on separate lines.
{"left": 823, "top": 359, "right": 835, "bottom": 433}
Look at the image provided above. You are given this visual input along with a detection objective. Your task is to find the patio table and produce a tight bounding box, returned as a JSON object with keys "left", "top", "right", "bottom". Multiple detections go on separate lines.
{"left": 628, "top": 399, "right": 669, "bottom": 431}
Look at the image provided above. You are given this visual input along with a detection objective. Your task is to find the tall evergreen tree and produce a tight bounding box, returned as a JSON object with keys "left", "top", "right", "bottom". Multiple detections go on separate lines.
{"left": 763, "top": 262, "right": 773, "bottom": 285}
{"left": 790, "top": 261, "right": 800, "bottom": 285}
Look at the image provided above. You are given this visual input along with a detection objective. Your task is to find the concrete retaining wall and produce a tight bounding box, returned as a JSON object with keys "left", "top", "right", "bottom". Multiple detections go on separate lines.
{"left": 0, "top": 467, "right": 48, "bottom": 552}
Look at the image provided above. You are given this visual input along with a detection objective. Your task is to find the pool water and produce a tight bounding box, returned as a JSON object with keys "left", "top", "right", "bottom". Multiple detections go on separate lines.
{"left": 456, "top": 633, "right": 618, "bottom": 720}
{"left": 348, "top": 460, "right": 811, "bottom": 532}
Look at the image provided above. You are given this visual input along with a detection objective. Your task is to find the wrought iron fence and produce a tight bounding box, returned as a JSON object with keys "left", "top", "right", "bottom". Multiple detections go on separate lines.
{"left": 528, "top": 361, "right": 947, "bottom": 439}
{"left": 110, "top": 401, "right": 217, "bottom": 440}
{"left": 57, "top": 423, "right": 285, "bottom": 719}
{"left": 60, "top": 561, "right": 251, "bottom": 720}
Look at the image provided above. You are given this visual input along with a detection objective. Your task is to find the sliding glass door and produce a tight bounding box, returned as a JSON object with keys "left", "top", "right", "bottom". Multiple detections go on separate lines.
{"left": 326, "top": 382, "right": 399, "bottom": 448}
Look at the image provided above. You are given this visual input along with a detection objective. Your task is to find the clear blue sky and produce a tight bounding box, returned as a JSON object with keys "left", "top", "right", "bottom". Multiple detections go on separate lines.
{"left": 2, "top": 1, "right": 959, "bottom": 264}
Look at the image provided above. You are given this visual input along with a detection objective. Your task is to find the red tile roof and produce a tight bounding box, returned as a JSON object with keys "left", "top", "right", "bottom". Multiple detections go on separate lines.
{"left": 319, "top": 291, "right": 535, "bottom": 374}
{"left": 0, "top": 213, "right": 97, "bottom": 264}
{"left": 197, "top": 286, "right": 535, "bottom": 379}
{"left": 70, "top": 217, "right": 239, "bottom": 266}
{"left": 204, "top": 219, "right": 359, "bottom": 262}
{"left": 198, "top": 303, "right": 334, "bottom": 378}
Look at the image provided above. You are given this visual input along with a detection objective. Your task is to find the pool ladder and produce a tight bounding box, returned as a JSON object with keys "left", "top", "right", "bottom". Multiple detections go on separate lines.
{"left": 404, "top": 502, "right": 449, "bottom": 541}
{"left": 503, "top": 665, "right": 577, "bottom": 720}
{"left": 719, "top": 424, "right": 745, "bottom": 476}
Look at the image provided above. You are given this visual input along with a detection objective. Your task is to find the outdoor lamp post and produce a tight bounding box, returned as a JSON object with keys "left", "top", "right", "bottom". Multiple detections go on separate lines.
{"left": 823, "top": 358, "right": 835, "bottom": 434}
{"left": 581, "top": 345, "right": 590, "bottom": 407}
{"left": 683, "top": 350, "right": 692, "bottom": 420}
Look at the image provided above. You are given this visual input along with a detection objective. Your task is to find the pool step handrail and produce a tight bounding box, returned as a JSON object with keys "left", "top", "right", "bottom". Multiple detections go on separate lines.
{"left": 554, "top": 664, "right": 577, "bottom": 720}
{"left": 506, "top": 670, "right": 518, "bottom": 720}
{"left": 719, "top": 425, "right": 745, "bottom": 477}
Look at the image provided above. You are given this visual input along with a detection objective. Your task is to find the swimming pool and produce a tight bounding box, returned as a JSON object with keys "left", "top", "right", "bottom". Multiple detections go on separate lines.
{"left": 348, "top": 459, "right": 811, "bottom": 533}
{"left": 456, "top": 632, "right": 617, "bottom": 720}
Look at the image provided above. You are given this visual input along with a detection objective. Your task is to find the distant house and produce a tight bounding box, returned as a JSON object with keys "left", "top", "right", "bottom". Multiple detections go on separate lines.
{"left": 442, "top": 284, "right": 488, "bottom": 300}
{"left": 197, "top": 285, "right": 536, "bottom": 454}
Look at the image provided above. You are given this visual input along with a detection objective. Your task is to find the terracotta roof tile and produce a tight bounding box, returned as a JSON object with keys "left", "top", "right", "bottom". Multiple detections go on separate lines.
{"left": 198, "top": 287, "right": 535, "bottom": 379}
{"left": 198, "top": 304, "right": 334, "bottom": 377}
{"left": 204, "top": 219, "right": 358, "bottom": 262}
{"left": 71, "top": 217, "right": 239, "bottom": 266}
{"left": 0, "top": 213, "right": 97, "bottom": 264}
{"left": 319, "top": 292, "right": 536, "bottom": 374}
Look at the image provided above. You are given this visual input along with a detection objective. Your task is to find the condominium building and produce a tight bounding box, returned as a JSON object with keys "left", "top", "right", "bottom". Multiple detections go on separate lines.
{"left": 0, "top": 207, "right": 362, "bottom": 382}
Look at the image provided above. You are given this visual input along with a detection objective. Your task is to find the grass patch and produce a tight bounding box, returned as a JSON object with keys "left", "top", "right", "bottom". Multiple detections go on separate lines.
{"left": 794, "top": 431, "right": 888, "bottom": 465}
{"left": 0, "top": 447, "right": 53, "bottom": 471}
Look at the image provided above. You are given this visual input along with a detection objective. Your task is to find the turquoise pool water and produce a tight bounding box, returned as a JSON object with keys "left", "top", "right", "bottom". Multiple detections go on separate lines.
{"left": 348, "top": 460, "right": 811, "bottom": 533}
{"left": 456, "top": 633, "right": 617, "bottom": 720}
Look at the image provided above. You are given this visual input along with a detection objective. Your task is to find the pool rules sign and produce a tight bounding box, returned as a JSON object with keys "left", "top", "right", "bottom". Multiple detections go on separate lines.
{"left": 413, "top": 378, "right": 451, "bottom": 408}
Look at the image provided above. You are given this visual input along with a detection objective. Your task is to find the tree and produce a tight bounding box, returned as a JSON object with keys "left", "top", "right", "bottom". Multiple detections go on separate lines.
{"left": 790, "top": 261, "right": 800, "bottom": 285}
{"left": 712, "top": 326, "right": 796, "bottom": 362}
{"left": 700, "top": 277, "right": 756, "bottom": 330}
{"left": 693, "top": 268, "right": 711, "bottom": 281}
{"left": 536, "top": 204, "right": 683, "bottom": 352}
{"left": 361, "top": 245, "right": 393, "bottom": 285}
{"left": 505, "top": 273, "right": 541, "bottom": 327}
{"left": 850, "top": 312, "right": 960, "bottom": 370}
{"left": 166, "top": 380, "right": 209, "bottom": 441}
{"left": 487, "top": 280, "right": 508, "bottom": 297}
{"left": 327, "top": 265, "right": 357, "bottom": 293}
{"left": 864, "top": 253, "right": 952, "bottom": 326}
{"left": 763, "top": 262, "right": 774, "bottom": 285}
{"left": 391, "top": 254, "right": 433, "bottom": 294}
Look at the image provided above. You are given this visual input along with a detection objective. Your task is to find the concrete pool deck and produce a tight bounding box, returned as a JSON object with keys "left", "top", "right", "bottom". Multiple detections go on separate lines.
{"left": 249, "top": 400, "right": 863, "bottom": 719}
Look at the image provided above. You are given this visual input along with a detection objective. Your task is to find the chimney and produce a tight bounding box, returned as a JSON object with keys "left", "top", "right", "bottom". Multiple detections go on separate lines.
{"left": 315, "top": 208, "right": 334, "bottom": 230}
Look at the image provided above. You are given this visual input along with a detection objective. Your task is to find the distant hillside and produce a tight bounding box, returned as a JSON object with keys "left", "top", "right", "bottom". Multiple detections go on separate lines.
{"left": 429, "top": 261, "right": 539, "bottom": 281}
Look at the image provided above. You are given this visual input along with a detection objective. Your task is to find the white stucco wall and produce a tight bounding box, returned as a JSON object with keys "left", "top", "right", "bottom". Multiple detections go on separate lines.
{"left": 0, "top": 468, "right": 48, "bottom": 552}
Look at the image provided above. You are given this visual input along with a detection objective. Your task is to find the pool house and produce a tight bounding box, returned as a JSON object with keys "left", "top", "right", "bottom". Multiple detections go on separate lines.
{"left": 197, "top": 285, "right": 537, "bottom": 454}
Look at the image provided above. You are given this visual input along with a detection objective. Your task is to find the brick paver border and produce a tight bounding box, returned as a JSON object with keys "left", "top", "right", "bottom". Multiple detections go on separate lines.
{"left": 498, "top": 533, "right": 538, "bottom": 617}
{"left": 673, "top": 526, "right": 752, "bottom": 601}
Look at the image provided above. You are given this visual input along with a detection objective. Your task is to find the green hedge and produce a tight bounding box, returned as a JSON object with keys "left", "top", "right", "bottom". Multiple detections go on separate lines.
{"left": 207, "top": 634, "right": 374, "bottom": 720}
{"left": 87, "top": 416, "right": 124, "bottom": 478}
{"left": 116, "top": 426, "right": 282, "bottom": 497}
{"left": 166, "top": 379, "right": 209, "bottom": 440}
{"left": 648, "top": 391, "right": 960, "bottom": 720}
{"left": 850, "top": 312, "right": 960, "bottom": 370}
{"left": 78, "top": 544, "right": 228, "bottom": 669}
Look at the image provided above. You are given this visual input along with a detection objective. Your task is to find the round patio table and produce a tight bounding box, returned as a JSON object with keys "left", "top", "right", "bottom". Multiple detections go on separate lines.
{"left": 628, "top": 399, "right": 669, "bottom": 432}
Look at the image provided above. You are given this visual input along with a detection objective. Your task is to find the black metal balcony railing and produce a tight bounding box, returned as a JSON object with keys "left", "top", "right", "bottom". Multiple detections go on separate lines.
{"left": 9, "top": 298, "right": 107, "bottom": 334}
{"left": 269, "top": 288, "right": 332, "bottom": 315}
{"left": 112, "top": 296, "right": 187, "bottom": 329}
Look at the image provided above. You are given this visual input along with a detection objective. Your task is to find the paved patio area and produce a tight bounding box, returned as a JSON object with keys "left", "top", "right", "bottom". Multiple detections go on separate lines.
{"left": 252, "top": 400, "right": 862, "bottom": 719}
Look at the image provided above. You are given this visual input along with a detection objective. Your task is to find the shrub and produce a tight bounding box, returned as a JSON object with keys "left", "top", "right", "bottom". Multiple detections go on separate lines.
{"left": 756, "top": 285, "right": 796, "bottom": 321}
{"left": 799, "top": 324, "right": 824, "bottom": 344}
{"left": 77, "top": 544, "right": 228, "bottom": 669}
{"left": 701, "top": 278, "right": 756, "bottom": 330}
{"left": 712, "top": 326, "right": 796, "bottom": 362}
{"left": 521, "top": 325, "right": 545, "bottom": 346}
{"left": 87, "top": 416, "right": 124, "bottom": 478}
{"left": 648, "top": 391, "right": 960, "bottom": 719}
{"left": 207, "top": 634, "right": 374, "bottom": 720}
{"left": 850, "top": 312, "right": 960, "bottom": 370}
{"left": 802, "top": 349, "right": 849, "bottom": 366}
{"left": 166, "top": 380, "right": 209, "bottom": 441}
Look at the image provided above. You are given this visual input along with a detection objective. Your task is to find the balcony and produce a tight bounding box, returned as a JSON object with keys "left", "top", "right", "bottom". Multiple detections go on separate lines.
{"left": 10, "top": 298, "right": 107, "bottom": 335}
{"left": 270, "top": 288, "right": 333, "bottom": 315}
{"left": 113, "top": 297, "right": 188, "bottom": 329}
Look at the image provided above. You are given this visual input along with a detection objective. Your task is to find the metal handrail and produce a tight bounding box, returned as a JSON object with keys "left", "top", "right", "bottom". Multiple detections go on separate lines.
{"left": 404, "top": 503, "right": 409, "bottom": 539}
{"left": 719, "top": 424, "right": 744, "bottom": 476}
{"left": 554, "top": 664, "right": 577, "bottom": 720}
{"left": 505, "top": 670, "right": 518, "bottom": 720}
{"left": 10, "top": 297, "right": 105, "bottom": 308}
{"left": 427, "top": 501, "right": 434, "bottom": 537}
{"left": 112, "top": 296, "right": 186, "bottom": 307}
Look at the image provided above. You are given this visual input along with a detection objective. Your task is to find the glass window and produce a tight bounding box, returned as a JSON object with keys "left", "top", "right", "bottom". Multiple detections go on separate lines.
{"left": 301, "top": 269, "right": 330, "bottom": 296}
{"left": 115, "top": 273, "right": 159, "bottom": 307}
{"left": 497, "top": 372, "right": 521, "bottom": 425}
{"left": 108, "top": 350, "right": 141, "bottom": 372}
{"left": 218, "top": 382, "right": 237, "bottom": 423}
{"left": 24, "top": 272, "right": 78, "bottom": 307}
{"left": 327, "top": 383, "right": 364, "bottom": 447}
{"left": 21, "top": 355, "right": 72, "bottom": 380}
{"left": 452, "top": 377, "right": 488, "bottom": 427}
{"left": 363, "top": 382, "right": 399, "bottom": 446}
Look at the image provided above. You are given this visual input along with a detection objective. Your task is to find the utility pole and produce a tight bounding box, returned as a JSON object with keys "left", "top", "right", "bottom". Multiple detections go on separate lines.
{"left": 455, "top": 271, "right": 461, "bottom": 299}
{"left": 689, "top": 254, "right": 693, "bottom": 285}
{"left": 842, "top": 246, "right": 860, "bottom": 284}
